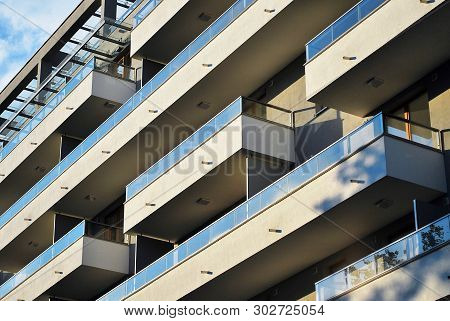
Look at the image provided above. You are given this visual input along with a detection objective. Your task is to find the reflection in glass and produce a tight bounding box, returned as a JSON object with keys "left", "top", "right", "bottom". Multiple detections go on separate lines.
{"left": 306, "top": 0, "right": 387, "bottom": 60}
{"left": 316, "top": 215, "right": 449, "bottom": 301}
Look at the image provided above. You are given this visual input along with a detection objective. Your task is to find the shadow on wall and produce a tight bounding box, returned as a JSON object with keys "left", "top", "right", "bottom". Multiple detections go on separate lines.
{"left": 249, "top": 54, "right": 308, "bottom": 105}
{"left": 312, "top": 138, "right": 385, "bottom": 215}
{"left": 427, "top": 61, "right": 450, "bottom": 103}
{"left": 294, "top": 110, "right": 344, "bottom": 165}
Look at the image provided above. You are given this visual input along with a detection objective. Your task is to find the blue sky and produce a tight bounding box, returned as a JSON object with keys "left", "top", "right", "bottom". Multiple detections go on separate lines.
{"left": 0, "top": 0, "right": 79, "bottom": 91}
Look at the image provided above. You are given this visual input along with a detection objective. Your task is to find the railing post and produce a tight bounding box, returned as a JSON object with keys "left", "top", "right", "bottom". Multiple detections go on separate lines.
{"left": 347, "top": 135, "right": 351, "bottom": 155}
{"left": 345, "top": 268, "right": 350, "bottom": 291}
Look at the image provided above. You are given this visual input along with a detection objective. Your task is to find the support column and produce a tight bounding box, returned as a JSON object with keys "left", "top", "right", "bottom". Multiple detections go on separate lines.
{"left": 101, "top": 0, "right": 117, "bottom": 20}
{"left": 37, "top": 60, "right": 53, "bottom": 87}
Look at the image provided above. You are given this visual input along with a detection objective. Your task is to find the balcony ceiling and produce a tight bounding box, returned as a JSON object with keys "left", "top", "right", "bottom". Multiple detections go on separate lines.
{"left": 182, "top": 176, "right": 443, "bottom": 300}
{"left": 308, "top": 2, "right": 450, "bottom": 117}
{"left": 132, "top": 0, "right": 236, "bottom": 62}
{"left": 15, "top": 0, "right": 361, "bottom": 243}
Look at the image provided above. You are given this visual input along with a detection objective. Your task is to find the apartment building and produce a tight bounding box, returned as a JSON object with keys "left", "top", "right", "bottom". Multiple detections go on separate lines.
{"left": 0, "top": 0, "right": 449, "bottom": 301}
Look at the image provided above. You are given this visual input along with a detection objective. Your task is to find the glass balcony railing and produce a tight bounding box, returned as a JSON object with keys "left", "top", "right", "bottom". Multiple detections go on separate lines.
{"left": 0, "top": 18, "right": 132, "bottom": 154}
{"left": 126, "top": 97, "right": 291, "bottom": 200}
{"left": 0, "top": 0, "right": 256, "bottom": 231}
{"left": 442, "top": 130, "right": 450, "bottom": 151}
{"left": 384, "top": 115, "right": 441, "bottom": 149}
{"left": 98, "top": 114, "right": 387, "bottom": 301}
{"left": 100, "top": 113, "right": 443, "bottom": 301}
{"left": 0, "top": 61, "right": 94, "bottom": 163}
{"left": 306, "top": 0, "right": 388, "bottom": 61}
{"left": 0, "top": 221, "right": 123, "bottom": 299}
{"left": 0, "top": 58, "right": 135, "bottom": 165}
{"left": 133, "top": 0, "right": 163, "bottom": 27}
{"left": 118, "top": 0, "right": 145, "bottom": 23}
{"left": 94, "top": 57, "right": 136, "bottom": 82}
{"left": 316, "top": 214, "right": 450, "bottom": 301}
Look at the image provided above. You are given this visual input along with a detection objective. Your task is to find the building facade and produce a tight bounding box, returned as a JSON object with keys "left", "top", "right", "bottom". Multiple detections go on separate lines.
{"left": 0, "top": 0, "right": 449, "bottom": 301}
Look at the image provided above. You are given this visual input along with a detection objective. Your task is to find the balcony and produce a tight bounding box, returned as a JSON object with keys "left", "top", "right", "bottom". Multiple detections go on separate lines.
{"left": 305, "top": 0, "right": 387, "bottom": 62}
{"left": 0, "top": 57, "right": 136, "bottom": 220}
{"left": 124, "top": 97, "right": 294, "bottom": 239}
{"left": 0, "top": 16, "right": 133, "bottom": 153}
{"left": 0, "top": 221, "right": 129, "bottom": 301}
{"left": 130, "top": 0, "right": 236, "bottom": 60}
{"left": 99, "top": 114, "right": 446, "bottom": 300}
{"left": 0, "top": 0, "right": 289, "bottom": 264}
{"left": 317, "top": 214, "right": 450, "bottom": 301}
{"left": 0, "top": 0, "right": 365, "bottom": 276}
{"left": 305, "top": 0, "right": 450, "bottom": 116}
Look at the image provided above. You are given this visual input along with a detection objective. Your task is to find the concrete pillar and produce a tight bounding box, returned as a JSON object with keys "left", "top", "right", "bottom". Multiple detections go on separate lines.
{"left": 101, "top": 0, "right": 117, "bottom": 21}
{"left": 37, "top": 60, "right": 53, "bottom": 87}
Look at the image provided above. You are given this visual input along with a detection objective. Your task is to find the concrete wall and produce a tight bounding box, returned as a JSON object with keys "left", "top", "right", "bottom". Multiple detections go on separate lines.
{"left": 247, "top": 52, "right": 365, "bottom": 166}
{"left": 427, "top": 62, "right": 450, "bottom": 195}
{"left": 250, "top": 55, "right": 315, "bottom": 112}
{"left": 338, "top": 244, "right": 450, "bottom": 301}
{"left": 305, "top": 0, "right": 445, "bottom": 100}
{"left": 125, "top": 137, "right": 390, "bottom": 300}
{"left": 125, "top": 136, "right": 445, "bottom": 300}
{"left": 385, "top": 136, "right": 447, "bottom": 193}
{"left": 0, "top": 0, "right": 292, "bottom": 255}
{"left": 91, "top": 71, "right": 136, "bottom": 104}
{"left": 427, "top": 61, "right": 450, "bottom": 131}
{"left": 242, "top": 115, "right": 295, "bottom": 163}
{"left": 82, "top": 237, "right": 129, "bottom": 274}
{"left": 295, "top": 109, "right": 365, "bottom": 165}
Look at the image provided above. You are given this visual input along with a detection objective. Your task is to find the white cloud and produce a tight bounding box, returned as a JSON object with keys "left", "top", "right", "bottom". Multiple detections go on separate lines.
{"left": 0, "top": 60, "right": 23, "bottom": 91}
{"left": 0, "top": 0, "right": 80, "bottom": 92}
{"left": 2, "top": 0, "right": 81, "bottom": 33}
